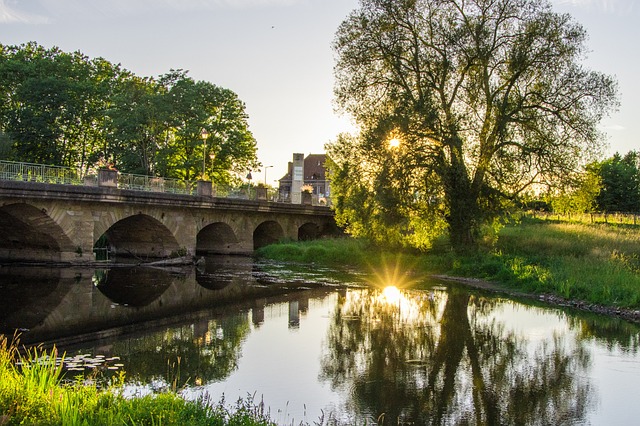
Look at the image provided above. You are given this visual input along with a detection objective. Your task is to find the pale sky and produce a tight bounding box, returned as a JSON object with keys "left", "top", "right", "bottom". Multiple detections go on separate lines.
{"left": 0, "top": 0, "right": 638, "bottom": 184}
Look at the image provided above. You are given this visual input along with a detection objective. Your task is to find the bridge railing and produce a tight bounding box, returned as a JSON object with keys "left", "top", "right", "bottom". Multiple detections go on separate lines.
{"left": 0, "top": 160, "right": 83, "bottom": 185}
{"left": 0, "top": 160, "right": 199, "bottom": 195}
{"left": 116, "top": 173, "right": 195, "bottom": 195}
{"left": 0, "top": 160, "right": 331, "bottom": 205}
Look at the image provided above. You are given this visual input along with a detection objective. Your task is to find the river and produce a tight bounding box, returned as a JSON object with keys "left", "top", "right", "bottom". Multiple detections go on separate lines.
{"left": 1, "top": 255, "right": 640, "bottom": 425}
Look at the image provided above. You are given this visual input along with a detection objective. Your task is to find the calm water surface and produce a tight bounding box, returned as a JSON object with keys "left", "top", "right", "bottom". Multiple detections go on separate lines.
{"left": 2, "top": 256, "right": 640, "bottom": 425}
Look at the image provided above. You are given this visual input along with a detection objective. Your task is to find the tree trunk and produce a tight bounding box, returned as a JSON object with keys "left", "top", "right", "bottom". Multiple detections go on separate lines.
{"left": 444, "top": 142, "right": 479, "bottom": 252}
{"left": 446, "top": 189, "right": 478, "bottom": 251}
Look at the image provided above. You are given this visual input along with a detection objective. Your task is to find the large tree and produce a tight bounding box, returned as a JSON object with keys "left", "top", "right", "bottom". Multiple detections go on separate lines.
{"left": 156, "top": 70, "right": 259, "bottom": 185}
{"left": 330, "top": 0, "right": 618, "bottom": 250}
{"left": 0, "top": 43, "right": 117, "bottom": 169}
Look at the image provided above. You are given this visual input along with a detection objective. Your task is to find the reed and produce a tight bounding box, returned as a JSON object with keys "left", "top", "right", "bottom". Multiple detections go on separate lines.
{"left": 0, "top": 336, "right": 277, "bottom": 425}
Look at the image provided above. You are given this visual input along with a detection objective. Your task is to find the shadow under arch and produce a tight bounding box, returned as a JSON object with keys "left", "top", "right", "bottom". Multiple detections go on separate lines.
{"left": 253, "top": 220, "right": 284, "bottom": 250}
{"left": 96, "top": 214, "right": 180, "bottom": 260}
{"left": 94, "top": 267, "right": 173, "bottom": 308}
{"left": 0, "top": 267, "right": 72, "bottom": 336}
{"left": 0, "top": 203, "right": 75, "bottom": 262}
{"left": 298, "top": 222, "right": 321, "bottom": 241}
{"left": 196, "top": 222, "right": 240, "bottom": 255}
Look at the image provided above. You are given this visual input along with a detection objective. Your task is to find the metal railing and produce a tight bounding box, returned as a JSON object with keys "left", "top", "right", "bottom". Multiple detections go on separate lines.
{"left": 117, "top": 173, "right": 195, "bottom": 195}
{"left": 0, "top": 160, "right": 83, "bottom": 185}
{"left": 0, "top": 160, "right": 197, "bottom": 195}
{"left": 0, "top": 160, "right": 331, "bottom": 205}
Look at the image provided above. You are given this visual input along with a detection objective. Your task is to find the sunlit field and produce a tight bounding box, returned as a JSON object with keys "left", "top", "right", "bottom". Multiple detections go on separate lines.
{"left": 488, "top": 218, "right": 640, "bottom": 307}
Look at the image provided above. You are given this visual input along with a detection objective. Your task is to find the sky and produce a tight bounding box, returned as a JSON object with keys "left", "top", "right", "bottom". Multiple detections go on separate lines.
{"left": 0, "top": 0, "right": 638, "bottom": 184}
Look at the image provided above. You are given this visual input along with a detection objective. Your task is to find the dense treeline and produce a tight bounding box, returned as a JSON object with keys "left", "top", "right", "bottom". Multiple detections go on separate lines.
{"left": 0, "top": 42, "right": 258, "bottom": 185}
{"left": 538, "top": 150, "right": 640, "bottom": 215}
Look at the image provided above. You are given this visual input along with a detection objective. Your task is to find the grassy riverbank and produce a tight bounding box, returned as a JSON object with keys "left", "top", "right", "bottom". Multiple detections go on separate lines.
{"left": 257, "top": 217, "right": 640, "bottom": 310}
{"left": 0, "top": 337, "right": 275, "bottom": 426}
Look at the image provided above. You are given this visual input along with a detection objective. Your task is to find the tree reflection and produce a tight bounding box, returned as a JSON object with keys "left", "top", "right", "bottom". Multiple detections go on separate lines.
{"left": 568, "top": 314, "right": 640, "bottom": 354}
{"left": 109, "top": 312, "right": 250, "bottom": 389}
{"left": 319, "top": 286, "right": 592, "bottom": 425}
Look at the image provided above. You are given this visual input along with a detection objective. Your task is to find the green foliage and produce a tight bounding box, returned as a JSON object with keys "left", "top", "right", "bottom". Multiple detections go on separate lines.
{"left": 326, "top": 134, "right": 448, "bottom": 252}
{"left": 331, "top": 0, "right": 618, "bottom": 252}
{"left": 256, "top": 237, "right": 372, "bottom": 266}
{"left": 546, "top": 164, "right": 602, "bottom": 214}
{"left": 0, "top": 43, "right": 114, "bottom": 168}
{"left": 543, "top": 150, "right": 640, "bottom": 215}
{"left": 0, "top": 132, "right": 13, "bottom": 160}
{"left": 595, "top": 151, "right": 640, "bottom": 212}
{"left": 0, "top": 43, "right": 258, "bottom": 182}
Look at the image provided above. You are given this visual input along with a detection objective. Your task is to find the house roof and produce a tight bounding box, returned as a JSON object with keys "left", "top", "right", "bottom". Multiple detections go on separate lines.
{"left": 279, "top": 154, "right": 327, "bottom": 182}
{"left": 304, "top": 154, "right": 326, "bottom": 180}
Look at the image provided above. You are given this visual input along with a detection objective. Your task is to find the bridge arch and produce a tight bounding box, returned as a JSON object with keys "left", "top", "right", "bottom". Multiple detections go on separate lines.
{"left": 97, "top": 214, "right": 180, "bottom": 260}
{"left": 196, "top": 222, "right": 240, "bottom": 255}
{"left": 298, "top": 222, "right": 321, "bottom": 241}
{"left": 0, "top": 203, "right": 75, "bottom": 262}
{"left": 253, "top": 220, "right": 285, "bottom": 249}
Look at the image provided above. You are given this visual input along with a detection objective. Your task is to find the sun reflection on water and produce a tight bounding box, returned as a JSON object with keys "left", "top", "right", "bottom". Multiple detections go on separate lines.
{"left": 382, "top": 285, "right": 402, "bottom": 305}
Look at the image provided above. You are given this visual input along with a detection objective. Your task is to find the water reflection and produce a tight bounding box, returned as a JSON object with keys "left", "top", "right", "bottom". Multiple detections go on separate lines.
{"left": 95, "top": 267, "right": 175, "bottom": 307}
{"left": 2, "top": 259, "right": 640, "bottom": 424}
{"left": 570, "top": 313, "right": 640, "bottom": 353}
{"left": 319, "top": 286, "right": 592, "bottom": 425}
{"left": 0, "top": 266, "right": 74, "bottom": 334}
{"left": 0, "top": 257, "right": 336, "bottom": 345}
{"left": 100, "top": 312, "right": 251, "bottom": 390}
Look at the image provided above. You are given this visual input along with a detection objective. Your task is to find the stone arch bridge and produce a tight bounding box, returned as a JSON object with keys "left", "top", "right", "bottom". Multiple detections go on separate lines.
{"left": 0, "top": 180, "right": 338, "bottom": 264}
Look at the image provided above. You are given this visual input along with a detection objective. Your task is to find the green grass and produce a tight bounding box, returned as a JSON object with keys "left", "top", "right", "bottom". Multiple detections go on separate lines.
{"left": 0, "top": 336, "right": 276, "bottom": 426}
{"left": 486, "top": 219, "right": 640, "bottom": 307}
{"left": 257, "top": 219, "right": 640, "bottom": 309}
{"left": 256, "top": 238, "right": 373, "bottom": 266}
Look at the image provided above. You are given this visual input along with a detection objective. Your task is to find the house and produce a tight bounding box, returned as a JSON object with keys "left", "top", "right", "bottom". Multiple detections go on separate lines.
{"left": 278, "top": 153, "right": 330, "bottom": 204}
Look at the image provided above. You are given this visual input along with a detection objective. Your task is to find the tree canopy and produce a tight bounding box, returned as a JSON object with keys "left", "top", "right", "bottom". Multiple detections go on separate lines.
{"left": 328, "top": 0, "right": 618, "bottom": 251}
{"left": 595, "top": 151, "right": 640, "bottom": 213}
{"left": 0, "top": 42, "right": 258, "bottom": 184}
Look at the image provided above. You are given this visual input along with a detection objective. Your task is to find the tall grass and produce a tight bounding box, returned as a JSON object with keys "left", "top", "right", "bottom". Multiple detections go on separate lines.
{"left": 256, "top": 238, "right": 374, "bottom": 266}
{"left": 436, "top": 220, "right": 640, "bottom": 307}
{"left": 486, "top": 219, "right": 640, "bottom": 307}
{"left": 0, "top": 335, "right": 277, "bottom": 426}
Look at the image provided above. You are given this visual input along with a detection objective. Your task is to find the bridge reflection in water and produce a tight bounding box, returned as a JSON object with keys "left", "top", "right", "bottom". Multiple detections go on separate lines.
{"left": 0, "top": 256, "right": 335, "bottom": 346}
